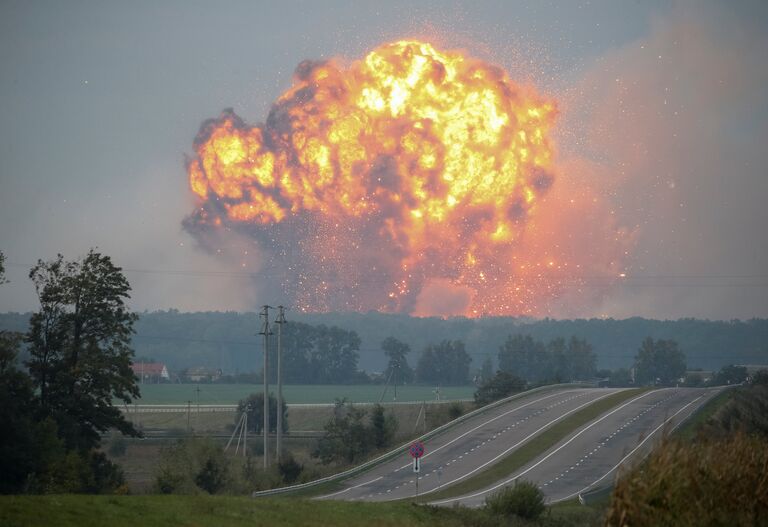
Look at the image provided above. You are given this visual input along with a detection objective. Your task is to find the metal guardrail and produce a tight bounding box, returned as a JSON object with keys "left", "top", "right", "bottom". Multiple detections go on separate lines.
{"left": 250, "top": 383, "right": 590, "bottom": 498}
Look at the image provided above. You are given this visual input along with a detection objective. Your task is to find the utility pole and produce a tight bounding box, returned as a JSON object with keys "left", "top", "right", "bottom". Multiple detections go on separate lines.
{"left": 274, "top": 306, "right": 287, "bottom": 462}
{"left": 259, "top": 305, "right": 273, "bottom": 468}
{"left": 195, "top": 385, "right": 201, "bottom": 431}
{"left": 393, "top": 360, "right": 398, "bottom": 402}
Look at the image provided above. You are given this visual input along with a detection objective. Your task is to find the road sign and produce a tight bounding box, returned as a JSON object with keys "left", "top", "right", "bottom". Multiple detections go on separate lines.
{"left": 409, "top": 441, "right": 425, "bottom": 458}
{"left": 413, "top": 457, "right": 420, "bottom": 473}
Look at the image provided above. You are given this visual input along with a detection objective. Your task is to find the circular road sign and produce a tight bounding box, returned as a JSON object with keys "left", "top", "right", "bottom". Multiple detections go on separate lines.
{"left": 409, "top": 441, "right": 425, "bottom": 458}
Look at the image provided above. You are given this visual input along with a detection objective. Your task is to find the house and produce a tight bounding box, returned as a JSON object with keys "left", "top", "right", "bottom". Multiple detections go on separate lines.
{"left": 131, "top": 362, "right": 169, "bottom": 383}
{"left": 183, "top": 366, "right": 222, "bottom": 383}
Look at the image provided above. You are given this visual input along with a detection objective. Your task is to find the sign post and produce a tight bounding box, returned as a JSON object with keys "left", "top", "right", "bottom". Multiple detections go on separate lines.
{"left": 408, "top": 441, "right": 425, "bottom": 502}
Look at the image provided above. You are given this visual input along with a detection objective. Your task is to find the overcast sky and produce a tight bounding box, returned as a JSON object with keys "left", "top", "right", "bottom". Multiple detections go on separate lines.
{"left": 1, "top": 0, "right": 766, "bottom": 319}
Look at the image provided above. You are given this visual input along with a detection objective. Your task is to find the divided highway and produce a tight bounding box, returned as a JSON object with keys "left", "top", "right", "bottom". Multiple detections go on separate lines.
{"left": 431, "top": 386, "right": 723, "bottom": 507}
{"left": 316, "top": 387, "right": 625, "bottom": 502}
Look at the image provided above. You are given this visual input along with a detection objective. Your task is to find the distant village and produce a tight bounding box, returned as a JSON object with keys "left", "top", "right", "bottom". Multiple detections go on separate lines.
{"left": 130, "top": 362, "right": 222, "bottom": 384}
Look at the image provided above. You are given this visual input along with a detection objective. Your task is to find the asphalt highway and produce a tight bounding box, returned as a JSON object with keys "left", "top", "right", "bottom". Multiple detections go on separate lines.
{"left": 430, "top": 386, "right": 723, "bottom": 507}
{"left": 316, "top": 386, "right": 626, "bottom": 502}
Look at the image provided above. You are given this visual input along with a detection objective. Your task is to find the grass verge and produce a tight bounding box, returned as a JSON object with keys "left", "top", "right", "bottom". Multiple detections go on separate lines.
{"left": 0, "top": 495, "right": 445, "bottom": 527}
{"left": 673, "top": 386, "right": 734, "bottom": 440}
{"left": 423, "top": 388, "right": 648, "bottom": 501}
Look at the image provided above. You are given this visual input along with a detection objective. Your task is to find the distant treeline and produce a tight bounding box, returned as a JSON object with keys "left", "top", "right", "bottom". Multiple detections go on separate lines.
{"left": 1, "top": 311, "right": 766, "bottom": 377}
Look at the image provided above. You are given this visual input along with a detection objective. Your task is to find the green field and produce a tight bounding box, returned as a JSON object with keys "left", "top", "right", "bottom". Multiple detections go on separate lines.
{"left": 130, "top": 384, "right": 475, "bottom": 405}
{"left": 0, "top": 495, "right": 604, "bottom": 527}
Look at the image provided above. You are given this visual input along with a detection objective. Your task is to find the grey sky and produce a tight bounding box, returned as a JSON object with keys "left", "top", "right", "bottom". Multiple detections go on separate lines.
{"left": 1, "top": 1, "right": 766, "bottom": 319}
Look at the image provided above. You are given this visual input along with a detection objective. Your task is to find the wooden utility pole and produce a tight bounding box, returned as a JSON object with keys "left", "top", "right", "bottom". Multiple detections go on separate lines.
{"left": 274, "top": 306, "right": 287, "bottom": 462}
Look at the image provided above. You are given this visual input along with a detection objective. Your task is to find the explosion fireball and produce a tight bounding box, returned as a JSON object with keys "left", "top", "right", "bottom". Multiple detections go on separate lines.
{"left": 185, "top": 40, "right": 574, "bottom": 316}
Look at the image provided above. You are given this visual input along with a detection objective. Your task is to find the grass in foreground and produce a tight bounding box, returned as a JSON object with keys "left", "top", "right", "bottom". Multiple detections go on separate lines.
{"left": 0, "top": 495, "right": 445, "bottom": 527}
{"left": 425, "top": 388, "right": 648, "bottom": 501}
{"left": 0, "top": 494, "right": 608, "bottom": 527}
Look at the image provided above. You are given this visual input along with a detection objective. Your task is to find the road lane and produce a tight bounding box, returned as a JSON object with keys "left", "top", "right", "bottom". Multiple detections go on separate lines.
{"left": 432, "top": 387, "right": 722, "bottom": 507}
{"left": 317, "top": 387, "right": 625, "bottom": 502}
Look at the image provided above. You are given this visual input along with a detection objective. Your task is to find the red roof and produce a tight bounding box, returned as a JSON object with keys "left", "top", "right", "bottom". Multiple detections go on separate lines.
{"left": 131, "top": 362, "right": 166, "bottom": 375}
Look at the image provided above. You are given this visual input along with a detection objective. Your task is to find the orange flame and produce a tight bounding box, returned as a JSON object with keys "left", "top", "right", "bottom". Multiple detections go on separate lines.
{"left": 186, "top": 40, "right": 565, "bottom": 316}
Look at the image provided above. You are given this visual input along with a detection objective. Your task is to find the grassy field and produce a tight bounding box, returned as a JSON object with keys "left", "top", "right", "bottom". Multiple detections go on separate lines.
{"left": 130, "top": 384, "right": 475, "bottom": 405}
{"left": 0, "top": 495, "right": 607, "bottom": 527}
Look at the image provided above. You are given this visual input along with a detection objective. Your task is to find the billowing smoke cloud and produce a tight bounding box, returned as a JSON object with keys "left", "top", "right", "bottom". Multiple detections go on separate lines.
{"left": 182, "top": 40, "right": 628, "bottom": 316}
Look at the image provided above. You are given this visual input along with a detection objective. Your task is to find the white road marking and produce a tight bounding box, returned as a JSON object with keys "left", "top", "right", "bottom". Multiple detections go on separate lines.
{"left": 554, "top": 393, "right": 705, "bottom": 503}
{"left": 422, "top": 390, "right": 623, "bottom": 499}
{"left": 430, "top": 389, "right": 661, "bottom": 506}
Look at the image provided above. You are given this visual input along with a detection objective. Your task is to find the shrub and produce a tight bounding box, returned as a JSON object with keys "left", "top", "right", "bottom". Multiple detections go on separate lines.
{"left": 277, "top": 453, "right": 303, "bottom": 484}
{"left": 484, "top": 479, "right": 545, "bottom": 520}
{"left": 474, "top": 372, "right": 525, "bottom": 406}
{"left": 606, "top": 433, "right": 768, "bottom": 526}
{"left": 448, "top": 402, "right": 465, "bottom": 420}
{"left": 195, "top": 458, "right": 227, "bottom": 494}
{"left": 153, "top": 437, "right": 231, "bottom": 494}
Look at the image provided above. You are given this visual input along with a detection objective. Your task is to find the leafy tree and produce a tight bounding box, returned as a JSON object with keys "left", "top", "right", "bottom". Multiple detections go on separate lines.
{"left": 634, "top": 337, "right": 686, "bottom": 385}
{"left": 498, "top": 334, "right": 548, "bottom": 382}
{"left": 272, "top": 322, "right": 362, "bottom": 384}
{"left": 713, "top": 364, "right": 748, "bottom": 385}
{"left": 370, "top": 403, "right": 396, "bottom": 449}
{"left": 416, "top": 340, "right": 472, "bottom": 385}
{"left": 26, "top": 250, "right": 140, "bottom": 451}
{"left": 382, "top": 336, "right": 414, "bottom": 385}
{"left": 547, "top": 337, "right": 569, "bottom": 381}
{"left": 567, "top": 336, "right": 597, "bottom": 380}
{"left": 474, "top": 371, "right": 526, "bottom": 406}
{"left": 0, "top": 271, "right": 67, "bottom": 494}
{"left": 314, "top": 399, "right": 371, "bottom": 464}
{"left": 478, "top": 356, "right": 494, "bottom": 384}
{"left": 237, "top": 392, "right": 287, "bottom": 434}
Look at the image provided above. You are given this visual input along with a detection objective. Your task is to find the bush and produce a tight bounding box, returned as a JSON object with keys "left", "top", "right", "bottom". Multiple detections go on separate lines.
{"left": 195, "top": 458, "right": 227, "bottom": 494}
{"left": 154, "top": 437, "right": 231, "bottom": 494}
{"left": 607, "top": 433, "right": 768, "bottom": 526}
{"left": 277, "top": 453, "right": 303, "bottom": 484}
{"left": 448, "top": 402, "right": 465, "bottom": 420}
{"left": 485, "top": 480, "right": 545, "bottom": 521}
{"left": 474, "top": 372, "right": 526, "bottom": 406}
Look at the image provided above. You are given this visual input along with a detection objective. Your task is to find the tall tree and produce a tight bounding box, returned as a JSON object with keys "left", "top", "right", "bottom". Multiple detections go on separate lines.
{"left": 547, "top": 337, "right": 569, "bottom": 382}
{"left": 382, "top": 337, "right": 414, "bottom": 385}
{"left": 26, "top": 250, "right": 140, "bottom": 451}
{"left": 634, "top": 337, "right": 686, "bottom": 385}
{"left": 567, "top": 337, "right": 597, "bottom": 381}
{"left": 237, "top": 392, "right": 287, "bottom": 434}
{"left": 314, "top": 399, "right": 371, "bottom": 464}
{"left": 479, "top": 356, "right": 494, "bottom": 384}
{"left": 309, "top": 325, "right": 362, "bottom": 384}
{"left": 416, "top": 340, "right": 471, "bottom": 385}
{"left": 498, "top": 334, "right": 547, "bottom": 382}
